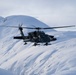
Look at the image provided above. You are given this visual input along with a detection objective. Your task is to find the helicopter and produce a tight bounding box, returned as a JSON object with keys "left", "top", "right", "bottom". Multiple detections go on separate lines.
{"left": 0, "top": 25, "right": 75, "bottom": 46}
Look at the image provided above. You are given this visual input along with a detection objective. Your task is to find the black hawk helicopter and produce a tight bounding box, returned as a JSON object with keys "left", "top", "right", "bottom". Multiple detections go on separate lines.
{"left": 0, "top": 25, "right": 75, "bottom": 46}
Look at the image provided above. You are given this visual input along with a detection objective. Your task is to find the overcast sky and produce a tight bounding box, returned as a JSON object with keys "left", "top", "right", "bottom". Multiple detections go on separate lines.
{"left": 0, "top": 0, "right": 76, "bottom": 30}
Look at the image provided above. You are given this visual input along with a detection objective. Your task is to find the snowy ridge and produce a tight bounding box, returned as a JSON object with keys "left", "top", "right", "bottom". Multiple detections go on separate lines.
{"left": 0, "top": 16, "right": 4, "bottom": 24}
{"left": 0, "top": 15, "right": 76, "bottom": 75}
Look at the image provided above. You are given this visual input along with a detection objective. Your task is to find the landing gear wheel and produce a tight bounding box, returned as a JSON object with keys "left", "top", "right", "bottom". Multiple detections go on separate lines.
{"left": 33, "top": 43, "right": 37, "bottom": 46}
{"left": 24, "top": 42, "right": 27, "bottom": 45}
{"left": 44, "top": 43, "right": 48, "bottom": 46}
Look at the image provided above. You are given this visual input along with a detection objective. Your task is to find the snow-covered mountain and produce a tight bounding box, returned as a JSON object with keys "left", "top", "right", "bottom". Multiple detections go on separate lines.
{"left": 0, "top": 15, "right": 76, "bottom": 75}
{"left": 0, "top": 15, "right": 49, "bottom": 27}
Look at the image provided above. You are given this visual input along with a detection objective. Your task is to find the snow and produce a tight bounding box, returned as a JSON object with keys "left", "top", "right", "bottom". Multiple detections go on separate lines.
{"left": 0, "top": 15, "right": 76, "bottom": 75}
{"left": 0, "top": 16, "right": 4, "bottom": 24}
{"left": 0, "top": 68, "right": 15, "bottom": 75}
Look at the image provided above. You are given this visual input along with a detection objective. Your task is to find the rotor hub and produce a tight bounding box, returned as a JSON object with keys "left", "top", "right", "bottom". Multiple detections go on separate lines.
{"left": 19, "top": 27, "right": 23, "bottom": 30}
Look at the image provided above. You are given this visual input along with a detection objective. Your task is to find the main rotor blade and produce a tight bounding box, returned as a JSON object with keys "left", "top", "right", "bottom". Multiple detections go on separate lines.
{"left": 0, "top": 26, "right": 19, "bottom": 28}
{"left": 43, "top": 25, "right": 75, "bottom": 29}
{"left": 0, "top": 25, "right": 34, "bottom": 29}
{"left": 0, "top": 26, "right": 43, "bottom": 29}
{"left": 0, "top": 25, "right": 75, "bottom": 29}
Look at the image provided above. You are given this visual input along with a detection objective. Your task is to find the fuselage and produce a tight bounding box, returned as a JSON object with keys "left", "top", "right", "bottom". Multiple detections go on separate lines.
{"left": 28, "top": 31, "right": 56, "bottom": 43}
